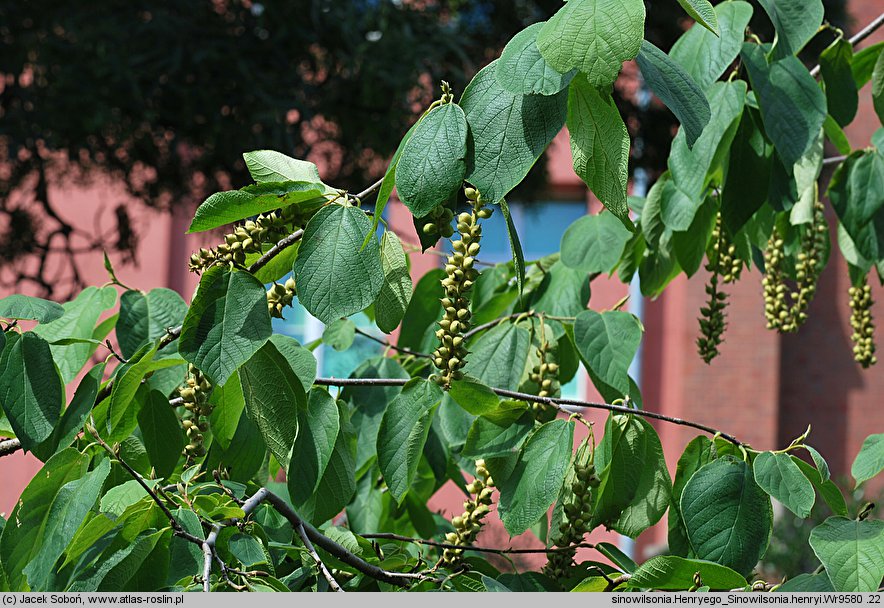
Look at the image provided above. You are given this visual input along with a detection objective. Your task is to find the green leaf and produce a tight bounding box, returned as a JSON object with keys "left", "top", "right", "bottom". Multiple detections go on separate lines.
{"left": 851, "top": 433, "right": 884, "bottom": 487}
{"left": 873, "top": 49, "right": 884, "bottom": 125}
{"left": 0, "top": 448, "right": 88, "bottom": 590}
{"left": 99, "top": 479, "right": 159, "bottom": 517}
{"left": 595, "top": 542, "right": 638, "bottom": 573}
{"left": 229, "top": 533, "right": 267, "bottom": 567}
{"left": 398, "top": 268, "right": 444, "bottom": 353}
{"left": 207, "top": 407, "right": 266, "bottom": 484}
{"left": 636, "top": 40, "right": 711, "bottom": 148}
{"left": 288, "top": 388, "right": 340, "bottom": 505}
{"left": 628, "top": 556, "right": 746, "bottom": 591}
{"left": 757, "top": 0, "right": 824, "bottom": 59}
{"left": 571, "top": 577, "right": 609, "bottom": 592}
{"left": 809, "top": 517, "right": 884, "bottom": 592}
{"left": 680, "top": 457, "right": 772, "bottom": 575}
{"left": 448, "top": 376, "right": 500, "bottom": 416}
{"left": 460, "top": 60, "right": 567, "bottom": 204}
{"left": 573, "top": 310, "right": 642, "bottom": 396}
{"left": 721, "top": 110, "right": 774, "bottom": 235}
{"left": 496, "top": 23, "right": 575, "bottom": 96}
{"left": 561, "top": 212, "right": 632, "bottom": 274}
{"left": 827, "top": 150, "right": 884, "bottom": 263}
{"left": 567, "top": 74, "right": 632, "bottom": 227}
{"left": 499, "top": 199, "right": 526, "bottom": 295}
{"left": 790, "top": 456, "right": 848, "bottom": 517}
{"left": 23, "top": 459, "right": 110, "bottom": 590}
{"left": 670, "top": 1, "right": 754, "bottom": 92}
{"left": 675, "top": 0, "right": 718, "bottom": 35}
{"left": 463, "top": 322, "right": 530, "bottom": 391}
{"left": 269, "top": 334, "right": 317, "bottom": 390}
{"left": 529, "top": 261, "right": 592, "bottom": 318}
{"left": 536, "top": 0, "right": 646, "bottom": 86}
{"left": 852, "top": 42, "right": 884, "bottom": 87}
{"left": 742, "top": 44, "right": 827, "bottom": 167}
{"left": 462, "top": 403, "right": 533, "bottom": 459}
{"left": 665, "top": 80, "right": 746, "bottom": 230}
{"left": 499, "top": 419, "right": 573, "bottom": 536}
{"left": 243, "top": 150, "right": 323, "bottom": 184}
{"left": 774, "top": 573, "right": 834, "bottom": 592}
{"left": 672, "top": 195, "right": 717, "bottom": 277}
{"left": 369, "top": 122, "right": 418, "bottom": 243}
{"left": 396, "top": 103, "right": 468, "bottom": 218}
{"left": 117, "top": 289, "right": 187, "bottom": 359}
{"left": 376, "top": 378, "right": 442, "bottom": 503}
{"left": 669, "top": 436, "right": 714, "bottom": 557}
{"left": 298, "top": 400, "right": 357, "bottom": 524}
{"left": 294, "top": 204, "right": 384, "bottom": 325}
{"left": 322, "top": 318, "right": 355, "bottom": 352}
{"left": 591, "top": 414, "right": 671, "bottom": 538}
{"left": 239, "top": 340, "right": 306, "bottom": 469}
{"left": 753, "top": 451, "right": 815, "bottom": 517}
{"left": 820, "top": 38, "right": 859, "bottom": 127}
{"left": 207, "top": 371, "right": 245, "bottom": 450}
{"left": 188, "top": 181, "right": 326, "bottom": 233}
{"left": 824, "top": 114, "right": 852, "bottom": 156}
{"left": 33, "top": 286, "right": 117, "bottom": 383}
{"left": 252, "top": 241, "right": 300, "bottom": 285}
{"left": 0, "top": 332, "right": 63, "bottom": 451}
{"left": 805, "top": 445, "right": 830, "bottom": 482}
{"left": 68, "top": 528, "right": 170, "bottom": 592}
{"left": 179, "top": 265, "right": 272, "bottom": 387}
{"left": 137, "top": 390, "right": 184, "bottom": 479}
{"left": 375, "top": 231, "right": 412, "bottom": 333}
{"left": 0, "top": 295, "right": 64, "bottom": 323}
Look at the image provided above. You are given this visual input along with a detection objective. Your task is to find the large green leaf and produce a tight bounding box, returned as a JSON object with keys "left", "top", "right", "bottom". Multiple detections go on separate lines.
{"left": 851, "top": 433, "right": 884, "bottom": 487}
{"left": 462, "top": 403, "right": 534, "bottom": 459}
{"left": 463, "top": 322, "right": 530, "bottom": 391}
{"left": 396, "top": 103, "right": 468, "bottom": 218}
{"left": 0, "top": 332, "right": 63, "bottom": 451}
{"left": 820, "top": 38, "right": 859, "bottom": 127}
{"left": 375, "top": 231, "right": 412, "bottom": 333}
{"left": 573, "top": 310, "right": 642, "bottom": 396}
{"left": 635, "top": 40, "right": 710, "bottom": 148}
{"left": 790, "top": 456, "right": 848, "bottom": 517}
{"left": 376, "top": 378, "right": 442, "bottom": 503}
{"left": 664, "top": 80, "right": 746, "bottom": 230}
{"left": 499, "top": 419, "right": 573, "bottom": 536}
{"left": 448, "top": 376, "right": 500, "bottom": 416}
{"left": 23, "top": 459, "right": 110, "bottom": 590}
{"left": 774, "top": 573, "right": 834, "bottom": 592}
{"left": 561, "top": 211, "right": 632, "bottom": 275}
{"left": 628, "top": 556, "right": 746, "bottom": 591}
{"left": 591, "top": 414, "right": 671, "bottom": 538}
{"left": 669, "top": 436, "right": 714, "bottom": 558}
{"left": 188, "top": 181, "right": 326, "bottom": 233}
{"left": 0, "top": 295, "right": 64, "bottom": 324}
{"left": 397, "top": 268, "right": 444, "bottom": 353}
{"left": 0, "top": 448, "right": 88, "bottom": 590}
{"left": 67, "top": 528, "right": 170, "bottom": 592}
{"left": 243, "top": 150, "right": 323, "bottom": 184}
{"left": 567, "top": 74, "right": 631, "bottom": 227}
{"left": 809, "top": 517, "right": 884, "bottom": 592}
{"left": 529, "top": 261, "right": 592, "bottom": 318}
{"left": 721, "top": 110, "right": 774, "bottom": 235}
{"left": 33, "top": 286, "right": 117, "bottom": 383}
{"left": 854, "top": 42, "right": 884, "bottom": 88}
{"left": 206, "top": 407, "right": 266, "bottom": 484}
{"left": 238, "top": 340, "right": 306, "bottom": 468}
{"left": 117, "top": 288, "right": 187, "bottom": 359}
{"left": 288, "top": 388, "right": 340, "bottom": 505}
{"left": 536, "top": 0, "right": 645, "bottom": 86}
{"left": 742, "top": 44, "right": 827, "bottom": 167}
{"left": 828, "top": 150, "right": 884, "bottom": 263}
{"left": 460, "top": 60, "right": 567, "bottom": 204}
{"left": 179, "top": 265, "right": 272, "bottom": 386}
{"left": 757, "top": 0, "right": 824, "bottom": 59}
{"left": 322, "top": 318, "right": 355, "bottom": 352}
{"left": 675, "top": 0, "right": 718, "bottom": 34}
{"left": 137, "top": 390, "right": 184, "bottom": 479}
{"left": 753, "top": 451, "right": 815, "bottom": 518}
{"left": 293, "top": 204, "right": 384, "bottom": 325}
{"left": 680, "top": 457, "right": 772, "bottom": 575}
{"left": 670, "top": 1, "right": 754, "bottom": 92}
{"left": 207, "top": 371, "right": 245, "bottom": 450}
{"left": 495, "top": 22, "right": 575, "bottom": 96}
{"left": 672, "top": 195, "right": 716, "bottom": 277}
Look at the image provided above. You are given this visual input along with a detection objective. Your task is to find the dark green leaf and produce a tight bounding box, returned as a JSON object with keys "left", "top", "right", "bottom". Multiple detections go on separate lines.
{"left": 636, "top": 41, "right": 711, "bottom": 147}
{"left": 294, "top": 204, "right": 384, "bottom": 325}
{"left": 207, "top": 371, "right": 245, "bottom": 450}
{"left": 673, "top": 196, "right": 717, "bottom": 277}
{"left": 448, "top": 376, "right": 500, "bottom": 417}
{"left": 460, "top": 60, "right": 567, "bottom": 204}
{"left": 299, "top": 400, "right": 357, "bottom": 524}
{"left": 852, "top": 42, "right": 884, "bottom": 88}
{"left": 322, "top": 318, "right": 355, "bottom": 352}
{"left": 375, "top": 231, "right": 412, "bottom": 333}
{"left": 499, "top": 419, "right": 573, "bottom": 536}
{"left": 753, "top": 451, "right": 815, "bottom": 518}
{"left": 0, "top": 295, "right": 64, "bottom": 324}
{"left": 680, "top": 457, "right": 772, "bottom": 575}
{"left": 188, "top": 181, "right": 326, "bottom": 233}
{"left": 873, "top": 48, "right": 884, "bottom": 125}
{"left": 499, "top": 199, "right": 526, "bottom": 295}
{"left": 396, "top": 103, "right": 468, "bottom": 217}
{"left": 179, "top": 266, "right": 272, "bottom": 386}
{"left": 561, "top": 212, "right": 632, "bottom": 274}
{"left": 824, "top": 115, "right": 852, "bottom": 156}
{"left": 757, "top": 0, "right": 824, "bottom": 59}
{"left": 628, "top": 556, "right": 746, "bottom": 591}
{"left": 721, "top": 110, "right": 774, "bottom": 235}
{"left": 790, "top": 456, "right": 848, "bottom": 517}
{"left": 809, "top": 517, "right": 884, "bottom": 592}
{"left": 529, "top": 261, "right": 591, "bottom": 317}
{"left": 462, "top": 403, "right": 533, "bottom": 458}
{"left": 463, "top": 322, "right": 530, "bottom": 391}
{"left": 573, "top": 310, "right": 642, "bottom": 396}
{"left": 828, "top": 150, "right": 884, "bottom": 263}
{"left": 288, "top": 388, "right": 340, "bottom": 505}
{"left": 398, "top": 269, "right": 445, "bottom": 353}
{"left": 496, "top": 23, "right": 575, "bottom": 96}
{"left": 774, "top": 573, "right": 834, "bottom": 592}
{"left": 820, "top": 38, "right": 859, "bottom": 127}
{"left": 137, "top": 390, "right": 184, "bottom": 479}
{"left": 567, "top": 74, "right": 632, "bottom": 227}
{"left": 669, "top": 436, "right": 713, "bottom": 557}
{"left": 117, "top": 289, "right": 187, "bottom": 359}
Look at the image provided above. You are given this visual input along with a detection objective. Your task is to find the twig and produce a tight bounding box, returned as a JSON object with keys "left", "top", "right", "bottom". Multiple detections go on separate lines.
{"left": 0, "top": 438, "right": 21, "bottom": 457}
{"left": 353, "top": 177, "right": 385, "bottom": 202}
{"left": 361, "top": 533, "right": 595, "bottom": 555}
{"left": 297, "top": 522, "right": 344, "bottom": 592}
{"left": 810, "top": 12, "right": 884, "bottom": 77}
{"left": 353, "top": 326, "right": 431, "bottom": 359}
{"left": 463, "top": 311, "right": 578, "bottom": 340}
{"left": 248, "top": 229, "right": 304, "bottom": 276}
{"left": 822, "top": 155, "right": 847, "bottom": 166}
{"left": 312, "top": 377, "right": 743, "bottom": 445}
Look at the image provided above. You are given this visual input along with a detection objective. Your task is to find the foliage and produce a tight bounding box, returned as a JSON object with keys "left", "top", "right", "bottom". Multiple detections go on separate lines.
{"left": 0, "top": 0, "right": 881, "bottom": 594}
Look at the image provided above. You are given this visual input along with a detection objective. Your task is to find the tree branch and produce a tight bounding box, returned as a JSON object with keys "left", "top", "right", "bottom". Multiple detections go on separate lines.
{"left": 810, "top": 11, "right": 884, "bottom": 77}
{"left": 361, "top": 532, "right": 595, "bottom": 555}
{"left": 462, "top": 311, "right": 579, "bottom": 341}
{"left": 297, "top": 522, "right": 344, "bottom": 592}
{"left": 313, "top": 377, "right": 743, "bottom": 445}
{"left": 353, "top": 326, "right": 432, "bottom": 359}
{"left": 353, "top": 177, "right": 384, "bottom": 202}
{"left": 0, "top": 438, "right": 21, "bottom": 457}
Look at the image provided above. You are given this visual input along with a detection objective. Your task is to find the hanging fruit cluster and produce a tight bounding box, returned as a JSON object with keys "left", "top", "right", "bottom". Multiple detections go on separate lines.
{"left": 529, "top": 318, "right": 560, "bottom": 421}
{"left": 441, "top": 459, "right": 495, "bottom": 567}
{"left": 179, "top": 364, "right": 214, "bottom": 458}
{"left": 849, "top": 278, "right": 877, "bottom": 368}
{"left": 697, "top": 215, "right": 741, "bottom": 363}
{"left": 420, "top": 205, "right": 456, "bottom": 243}
{"left": 267, "top": 277, "right": 297, "bottom": 319}
{"left": 763, "top": 202, "right": 827, "bottom": 333}
{"left": 431, "top": 186, "right": 492, "bottom": 388}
